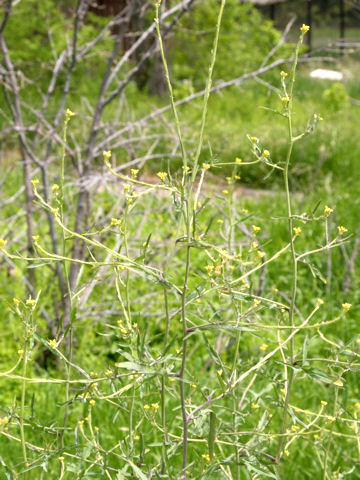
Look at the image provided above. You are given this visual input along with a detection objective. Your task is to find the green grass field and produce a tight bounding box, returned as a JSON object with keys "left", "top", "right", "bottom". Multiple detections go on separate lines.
{"left": 1, "top": 9, "right": 360, "bottom": 479}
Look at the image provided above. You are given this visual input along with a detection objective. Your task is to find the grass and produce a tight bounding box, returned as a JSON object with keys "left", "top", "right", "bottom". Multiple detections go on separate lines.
{"left": 1, "top": 16, "right": 360, "bottom": 480}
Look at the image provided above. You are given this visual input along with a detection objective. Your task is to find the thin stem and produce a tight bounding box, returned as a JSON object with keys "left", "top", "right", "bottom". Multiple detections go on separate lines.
{"left": 190, "top": 0, "right": 226, "bottom": 188}
{"left": 161, "top": 287, "right": 170, "bottom": 475}
{"left": 180, "top": 243, "right": 191, "bottom": 478}
{"left": 155, "top": 2, "right": 187, "bottom": 167}
{"left": 60, "top": 113, "right": 74, "bottom": 449}
{"left": 276, "top": 30, "right": 306, "bottom": 463}
{"left": 20, "top": 328, "right": 28, "bottom": 473}
{"left": 123, "top": 202, "right": 135, "bottom": 453}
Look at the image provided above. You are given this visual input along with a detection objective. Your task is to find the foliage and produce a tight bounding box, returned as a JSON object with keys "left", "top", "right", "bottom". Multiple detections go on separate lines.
{"left": 0, "top": 2, "right": 360, "bottom": 479}
{"left": 170, "top": 0, "right": 284, "bottom": 91}
{"left": 322, "top": 82, "right": 349, "bottom": 112}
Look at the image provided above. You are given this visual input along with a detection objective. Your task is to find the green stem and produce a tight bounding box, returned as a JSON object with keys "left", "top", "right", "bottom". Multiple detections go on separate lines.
{"left": 161, "top": 288, "right": 170, "bottom": 474}
{"left": 180, "top": 243, "right": 191, "bottom": 479}
{"left": 20, "top": 334, "right": 28, "bottom": 473}
{"left": 123, "top": 203, "right": 135, "bottom": 453}
{"left": 323, "top": 389, "right": 338, "bottom": 479}
{"left": 60, "top": 114, "right": 73, "bottom": 449}
{"left": 155, "top": 3, "right": 187, "bottom": 168}
{"left": 276, "top": 32, "right": 305, "bottom": 463}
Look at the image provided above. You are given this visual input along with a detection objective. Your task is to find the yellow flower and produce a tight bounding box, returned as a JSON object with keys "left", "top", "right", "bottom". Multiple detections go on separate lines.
{"left": 293, "top": 227, "right": 302, "bottom": 235}
{"left": 31, "top": 178, "right": 40, "bottom": 187}
{"left": 281, "top": 96, "right": 290, "bottom": 104}
{"left": 52, "top": 183, "right": 59, "bottom": 193}
{"left": 252, "top": 225, "right": 261, "bottom": 236}
{"left": 321, "top": 400, "right": 327, "bottom": 406}
{"left": 333, "top": 379, "right": 343, "bottom": 387}
{"left": 26, "top": 298, "right": 36, "bottom": 307}
{"left": 259, "top": 344, "right": 268, "bottom": 352}
{"left": 250, "top": 136, "right": 258, "bottom": 143}
{"left": 253, "top": 299, "right": 261, "bottom": 307}
{"left": 105, "top": 369, "right": 113, "bottom": 377}
{"left": 18, "top": 349, "right": 24, "bottom": 356}
{"left": 317, "top": 298, "right": 324, "bottom": 307}
{"left": 169, "top": 377, "right": 176, "bottom": 383}
{"left": 135, "top": 435, "right": 140, "bottom": 440}
{"left": 235, "top": 157, "right": 242, "bottom": 164}
{"left": 48, "top": 339, "right": 57, "bottom": 347}
{"left": 263, "top": 150, "right": 270, "bottom": 157}
{"left": 202, "top": 163, "right": 210, "bottom": 170}
{"left": 131, "top": 169, "right": 139, "bottom": 178}
{"left": 300, "top": 24, "right": 310, "bottom": 34}
{"left": 157, "top": 171, "right": 167, "bottom": 181}
{"left": 110, "top": 218, "right": 122, "bottom": 227}
{"left": 65, "top": 108, "right": 75, "bottom": 118}
{"left": 217, "top": 219, "right": 223, "bottom": 224}
{"left": 90, "top": 371, "right": 97, "bottom": 378}
{"left": 291, "top": 425, "right": 299, "bottom": 432}
{"left": 324, "top": 205, "right": 333, "bottom": 216}
{"left": 0, "top": 416, "right": 9, "bottom": 426}
{"left": 337, "top": 226, "right": 348, "bottom": 235}
{"left": 144, "top": 404, "right": 150, "bottom": 411}
{"left": 280, "top": 71, "right": 288, "bottom": 78}
{"left": 201, "top": 453, "right": 210, "bottom": 462}
{"left": 342, "top": 303, "right": 352, "bottom": 312}
{"left": 251, "top": 402, "right": 259, "bottom": 409}
{"left": 32, "top": 235, "right": 39, "bottom": 244}
{"left": 284, "top": 449, "right": 290, "bottom": 456}
{"left": 257, "top": 250, "right": 265, "bottom": 259}
{"left": 355, "top": 402, "right": 360, "bottom": 409}
{"left": 103, "top": 150, "right": 112, "bottom": 160}
{"left": 0, "top": 239, "right": 7, "bottom": 247}
{"left": 190, "top": 384, "right": 197, "bottom": 389}
{"left": 58, "top": 456, "right": 64, "bottom": 461}
{"left": 89, "top": 399, "right": 96, "bottom": 406}
{"left": 151, "top": 403, "right": 159, "bottom": 412}
{"left": 222, "top": 189, "right": 229, "bottom": 195}
{"left": 314, "top": 434, "right": 319, "bottom": 440}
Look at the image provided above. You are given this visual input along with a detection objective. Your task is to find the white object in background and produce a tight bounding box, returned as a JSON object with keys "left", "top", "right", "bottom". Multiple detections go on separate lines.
{"left": 310, "top": 69, "right": 344, "bottom": 81}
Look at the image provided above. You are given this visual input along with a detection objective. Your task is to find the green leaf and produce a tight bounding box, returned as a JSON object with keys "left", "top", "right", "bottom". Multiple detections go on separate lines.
{"left": 301, "top": 367, "right": 336, "bottom": 384}
{"left": 114, "top": 361, "right": 154, "bottom": 374}
{"left": 127, "top": 461, "right": 147, "bottom": 480}
{"left": 208, "top": 410, "right": 216, "bottom": 460}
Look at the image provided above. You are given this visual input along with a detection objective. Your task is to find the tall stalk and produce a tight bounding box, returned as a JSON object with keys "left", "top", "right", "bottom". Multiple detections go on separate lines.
{"left": 20, "top": 321, "right": 29, "bottom": 474}
{"left": 60, "top": 110, "right": 74, "bottom": 448}
{"left": 155, "top": 1, "right": 226, "bottom": 476}
{"left": 276, "top": 25, "right": 309, "bottom": 462}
